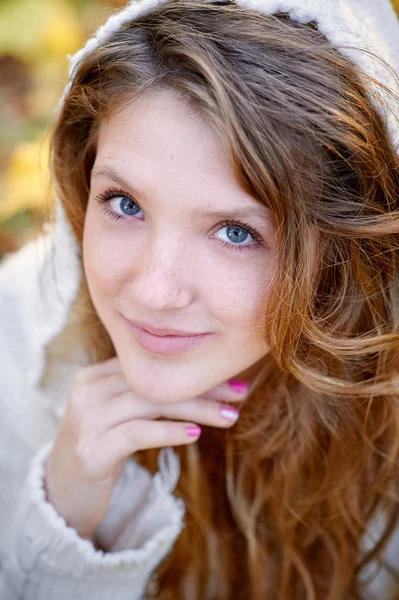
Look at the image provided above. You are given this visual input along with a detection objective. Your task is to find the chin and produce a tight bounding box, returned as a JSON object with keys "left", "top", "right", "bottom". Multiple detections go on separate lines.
{"left": 116, "top": 354, "right": 200, "bottom": 405}
{"left": 128, "top": 377, "right": 197, "bottom": 405}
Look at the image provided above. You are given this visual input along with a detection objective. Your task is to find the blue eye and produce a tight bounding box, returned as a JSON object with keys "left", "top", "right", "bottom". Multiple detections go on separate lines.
{"left": 214, "top": 220, "right": 259, "bottom": 253}
{"left": 221, "top": 224, "right": 250, "bottom": 244}
{"left": 110, "top": 196, "right": 142, "bottom": 217}
{"left": 95, "top": 187, "right": 143, "bottom": 220}
{"left": 94, "top": 186, "right": 263, "bottom": 254}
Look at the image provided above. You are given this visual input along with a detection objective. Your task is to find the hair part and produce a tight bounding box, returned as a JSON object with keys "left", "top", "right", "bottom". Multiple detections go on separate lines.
{"left": 48, "top": 1, "right": 399, "bottom": 597}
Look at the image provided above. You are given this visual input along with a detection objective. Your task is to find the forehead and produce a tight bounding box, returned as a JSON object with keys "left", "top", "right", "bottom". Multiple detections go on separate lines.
{"left": 95, "top": 89, "right": 230, "bottom": 179}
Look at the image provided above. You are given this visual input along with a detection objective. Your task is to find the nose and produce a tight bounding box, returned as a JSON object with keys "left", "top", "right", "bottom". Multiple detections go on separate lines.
{"left": 128, "top": 233, "right": 194, "bottom": 312}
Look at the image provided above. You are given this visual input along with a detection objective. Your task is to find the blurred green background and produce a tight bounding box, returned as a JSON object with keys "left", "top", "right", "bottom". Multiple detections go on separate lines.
{"left": 0, "top": 0, "right": 398, "bottom": 257}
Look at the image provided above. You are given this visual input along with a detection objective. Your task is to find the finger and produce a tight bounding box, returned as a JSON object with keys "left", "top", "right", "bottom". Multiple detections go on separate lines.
{"left": 96, "top": 392, "right": 160, "bottom": 429}
{"left": 74, "top": 356, "right": 122, "bottom": 385}
{"left": 101, "top": 419, "right": 201, "bottom": 465}
{"left": 85, "top": 373, "right": 132, "bottom": 406}
{"left": 198, "top": 380, "right": 249, "bottom": 403}
{"left": 98, "top": 393, "right": 239, "bottom": 431}
{"left": 162, "top": 397, "right": 239, "bottom": 428}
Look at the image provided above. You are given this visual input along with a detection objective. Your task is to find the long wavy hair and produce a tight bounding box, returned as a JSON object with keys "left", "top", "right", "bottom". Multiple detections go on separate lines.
{"left": 46, "top": 1, "right": 399, "bottom": 598}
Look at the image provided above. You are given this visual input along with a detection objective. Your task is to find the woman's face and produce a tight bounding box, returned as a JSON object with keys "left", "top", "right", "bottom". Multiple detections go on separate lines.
{"left": 83, "top": 89, "right": 277, "bottom": 404}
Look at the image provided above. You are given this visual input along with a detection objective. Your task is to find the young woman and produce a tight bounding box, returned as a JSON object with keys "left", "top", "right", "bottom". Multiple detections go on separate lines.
{"left": 1, "top": 0, "right": 399, "bottom": 598}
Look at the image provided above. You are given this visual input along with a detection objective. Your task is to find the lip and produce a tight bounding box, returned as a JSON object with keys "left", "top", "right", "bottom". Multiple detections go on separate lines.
{"left": 123, "top": 317, "right": 214, "bottom": 355}
{"left": 128, "top": 319, "right": 205, "bottom": 337}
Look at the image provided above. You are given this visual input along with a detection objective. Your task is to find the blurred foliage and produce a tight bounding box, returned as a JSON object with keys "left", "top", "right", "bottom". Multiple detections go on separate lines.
{"left": 0, "top": 0, "right": 398, "bottom": 256}
{"left": 0, "top": 0, "right": 126, "bottom": 253}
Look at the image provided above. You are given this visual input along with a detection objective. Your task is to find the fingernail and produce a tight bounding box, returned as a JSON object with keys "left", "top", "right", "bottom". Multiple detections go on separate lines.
{"left": 220, "top": 406, "right": 239, "bottom": 421}
{"left": 186, "top": 426, "right": 202, "bottom": 438}
{"left": 228, "top": 380, "right": 249, "bottom": 394}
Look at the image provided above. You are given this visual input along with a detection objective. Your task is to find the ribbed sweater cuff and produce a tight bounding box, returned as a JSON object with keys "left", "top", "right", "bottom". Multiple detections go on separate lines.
{"left": 3, "top": 442, "right": 184, "bottom": 600}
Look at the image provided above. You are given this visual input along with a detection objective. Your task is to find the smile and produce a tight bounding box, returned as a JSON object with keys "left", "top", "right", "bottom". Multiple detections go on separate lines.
{"left": 122, "top": 316, "right": 214, "bottom": 355}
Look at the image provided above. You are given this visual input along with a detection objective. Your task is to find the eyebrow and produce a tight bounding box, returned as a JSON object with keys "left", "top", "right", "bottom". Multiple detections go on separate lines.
{"left": 91, "top": 165, "right": 270, "bottom": 222}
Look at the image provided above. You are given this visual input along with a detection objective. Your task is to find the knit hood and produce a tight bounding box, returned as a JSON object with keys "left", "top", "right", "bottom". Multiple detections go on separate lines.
{"left": 32, "top": 0, "right": 399, "bottom": 389}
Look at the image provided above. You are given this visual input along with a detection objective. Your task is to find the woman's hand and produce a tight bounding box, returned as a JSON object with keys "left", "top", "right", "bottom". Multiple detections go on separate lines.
{"left": 43, "top": 356, "right": 248, "bottom": 542}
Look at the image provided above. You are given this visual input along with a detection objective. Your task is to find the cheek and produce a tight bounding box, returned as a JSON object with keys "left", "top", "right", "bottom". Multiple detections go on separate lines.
{"left": 82, "top": 211, "right": 132, "bottom": 304}
{"left": 212, "top": 258, "right": 275, "bottom": 333}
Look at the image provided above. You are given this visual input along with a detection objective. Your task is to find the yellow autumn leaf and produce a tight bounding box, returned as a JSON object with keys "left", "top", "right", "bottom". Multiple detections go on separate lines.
{"left": 0, "top": 136, "right": 54, "bottom": 222}
{"left": 40, "top": 6, "right": 84, "bottom": 58}
{"left": 0, "top": 0, "right": 83, "bottom": 64}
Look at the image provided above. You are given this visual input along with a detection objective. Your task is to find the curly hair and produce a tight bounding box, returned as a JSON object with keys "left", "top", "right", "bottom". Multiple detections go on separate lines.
{"left": 47, "top": 1, "right": 399, "bottom": 597}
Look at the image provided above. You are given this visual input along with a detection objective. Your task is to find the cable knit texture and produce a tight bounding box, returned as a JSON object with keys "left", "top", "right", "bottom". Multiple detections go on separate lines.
{"left": 1, "top": 0, "right": 399, "bottom": 598}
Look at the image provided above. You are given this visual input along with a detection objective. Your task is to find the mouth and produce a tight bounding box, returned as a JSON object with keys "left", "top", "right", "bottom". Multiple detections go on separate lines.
{"left": 122, "top": 316, "right": 214, "bottom": 355}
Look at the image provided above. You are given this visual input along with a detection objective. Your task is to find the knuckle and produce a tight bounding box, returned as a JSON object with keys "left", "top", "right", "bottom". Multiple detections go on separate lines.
{"left": 74, "top": 366, "right": 93, "bottom": 385}
{"left": 70, "top": 385, "right": 90, "bottom": 410}
{"left": 70, "top": 380, "right": 94, "bottom": 410}
{"left": 67, "top": 395, "right": 92, "bottom": 437}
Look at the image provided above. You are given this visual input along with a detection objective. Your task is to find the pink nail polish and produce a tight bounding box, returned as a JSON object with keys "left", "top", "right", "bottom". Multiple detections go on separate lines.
{"left": 228, "top": 380, "right": 249, "bottom": 394}
{"left": 220, "top": 406, "right": 239, "bottom": 421}
{"left": 186, "top": 426, "right": 201, "bottom": 438}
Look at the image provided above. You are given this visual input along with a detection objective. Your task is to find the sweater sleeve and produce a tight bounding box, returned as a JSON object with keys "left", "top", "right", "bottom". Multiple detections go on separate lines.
{"left": 0, "top": 441, "right": 185, "bottom": 600}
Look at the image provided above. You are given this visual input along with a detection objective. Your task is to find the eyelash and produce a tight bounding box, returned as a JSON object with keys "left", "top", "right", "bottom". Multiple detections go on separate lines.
{"left": 94, "top": 186, "right": 263, "bottom": 254}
